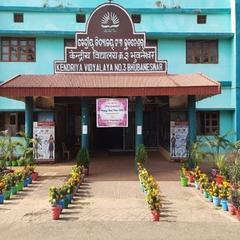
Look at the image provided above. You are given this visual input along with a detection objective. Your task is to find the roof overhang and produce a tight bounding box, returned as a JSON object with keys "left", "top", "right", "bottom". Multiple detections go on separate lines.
{"left": 0, "top": 73, "right": 221, "bottom": 101}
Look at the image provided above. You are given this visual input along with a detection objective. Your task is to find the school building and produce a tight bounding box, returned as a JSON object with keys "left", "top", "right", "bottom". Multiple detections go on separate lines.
{"left": 0, "top": 0, "right": 239, "bottom": 161}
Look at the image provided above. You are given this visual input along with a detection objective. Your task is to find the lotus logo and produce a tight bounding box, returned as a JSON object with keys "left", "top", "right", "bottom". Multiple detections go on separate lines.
{"left": 101, "top": 12, "right": 120, "bottom": 29}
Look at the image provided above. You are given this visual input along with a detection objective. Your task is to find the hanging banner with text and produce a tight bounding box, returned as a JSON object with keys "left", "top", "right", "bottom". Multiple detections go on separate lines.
{"left": 54, "top": 3, "right": 167, "bottom": 73}
{"left": 96, "top": 98, "right": 128, "bottom": 128}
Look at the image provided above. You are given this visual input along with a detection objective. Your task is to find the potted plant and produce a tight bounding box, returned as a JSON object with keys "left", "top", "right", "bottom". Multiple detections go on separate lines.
{"left": 76, "top": 148, "right": 90, "bottom": 176}
{"left": 199, "top": 174, "right": 209, "bottom": 197}
{"left": 179, "top": 166, "right": 188, "bottom": 187}
{"left": 236, "top": 191, "right": 240, "bottom": 221}
{"left": 2, "top": 175, "right": 11, "bottom": 200}
{"left": 0, "top": 131, "right": 23, "bottom": 167}
{"left": 193, "top": 166, "right": 201, "bottom": 189}
{"left": 15, "top": 170, "right": 24, "bottom": 192}
{"left": 138, "top": 163, "right": 150, "bottom": 192}
{"left": 187, "top": 140, "right": 205, "bottom": 170}
{"left": 219, "top": 181, "right": 231, "bottom": 211}
{"left": 26, "top": 165, "right": 38, "bottom": 181}
{"left": 204, "top": 132, "right": 234, "bottom": 184}
{"left": 49, "top": 186, "right": 61, "bottom": 220}
{"left": 0, "top": 180, "right": 5, "bottom": 204}
{"left": 135, "top": 144, "right": 148, "bottom": 166}
{"left": 208, "top": 181, "right": 220, "bottom": 207}
{"left": 228, "top": 189, "right": 238, "bottom": 215}
{"left": 145, "top": 176, "right": 161, "bottom": 221}
{"left": 228, "top": 157, "right": 240, "bottom": 189}
{"left": 215, "top": 155, "right": 227, "bottom": 185}
{"left": 187, "top": 170, "right": 195, "bottom": 183}
{"left": 138, "top": 165, "right": 162, "bottom": 221}
{"left": 9, "top": 173, "right": 18, "bottom": 195}
{"left": 230, "top": 189, "right": 240, "bottom": 221}
{"left": 59, "top": 185, "right": 69, "bottom": 208}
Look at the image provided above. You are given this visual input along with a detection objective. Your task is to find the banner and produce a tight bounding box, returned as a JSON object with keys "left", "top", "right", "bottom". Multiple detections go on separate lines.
{"left": 33, "top": 122, "right": 55, "bottom": 161}
{"left": 170, "top": 121, "right": 188, "bottom": 160}
{"left": 96, "top": 98, "right": 128, "bottom": 127}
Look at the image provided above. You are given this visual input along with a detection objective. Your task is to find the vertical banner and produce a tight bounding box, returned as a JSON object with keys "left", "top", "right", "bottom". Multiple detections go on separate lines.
{"left": 170, "top": 121, "right": 189, "bottom": 160}
{"left": 96, "top": 98, "right": 128, "bottom": 127}
{"left": 33, "top": 122, "right": 55, "bottom": 161}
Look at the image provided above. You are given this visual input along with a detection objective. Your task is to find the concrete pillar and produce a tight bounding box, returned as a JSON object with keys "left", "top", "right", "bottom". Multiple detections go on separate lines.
{"left": 188, "top": 95, "right": 197, "bottom": 143}
{"left": 135, "top": 96, "right": 143, "bottom": 151}
{"left": 81, "top": 97, "right": 89, "bottom": 149}
{"left": 25, "top": 97, "right": 33, "bottom": 138}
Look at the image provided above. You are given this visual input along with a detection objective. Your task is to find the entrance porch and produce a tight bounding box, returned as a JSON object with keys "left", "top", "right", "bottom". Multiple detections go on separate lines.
{"left": 0, "top": 72, "right": 221, "bottom": 161}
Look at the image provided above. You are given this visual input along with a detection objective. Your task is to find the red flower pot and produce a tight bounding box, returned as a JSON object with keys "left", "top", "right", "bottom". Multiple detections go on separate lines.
{"left": 228, "top": 203, "right": 236, "bottom": 215}
{"left": 32, "top": 172, "right": 38, "bottom": 181}
{"left": 236, "top": 208, "right": 240, "bottom": 221}
{"left": 188, "top": 175, "right": 194, "bottom": 183}
{"left": 151, "top": 210, "right": 160, "bottom": 221}
{"left": 52, "top": 206, "right": 61, "bottom": 220}
{"left": 215, "top": 175, "right": 224, "bottom": 185}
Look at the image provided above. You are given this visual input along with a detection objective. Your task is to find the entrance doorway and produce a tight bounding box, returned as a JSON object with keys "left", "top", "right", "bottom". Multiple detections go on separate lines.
{"left": 54, "top": 96, "right": 172, "bottom": 159}
{"left": 93, "top": 127, "right": 123, "bottom": 150}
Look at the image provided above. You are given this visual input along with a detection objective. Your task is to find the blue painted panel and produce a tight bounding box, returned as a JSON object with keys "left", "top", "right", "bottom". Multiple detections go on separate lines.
{"left": 0, "top": 30, "right": 234, "bottom": 38}
{"left": 0, "top": 37, "right": 64, "bottom": 82}
{"left": 0, "top": 97, "right": 25, "bottom": 111}
{"left": 0, "top": 0, "right": 231, "bottom": 9}
{"left": 220, "top": 111, "right": 235, "bottom": 141}
{"left": 197, "top": 110, "right": 235, "bottom": 146}
{"left": 158, "top": 39, "right": 232, "bottom": 82}
{"left": 0, "top": 12, "right": 231, "bottom": 34}
{"left": 197, "top": 88, "right": 234, "bottom": 109}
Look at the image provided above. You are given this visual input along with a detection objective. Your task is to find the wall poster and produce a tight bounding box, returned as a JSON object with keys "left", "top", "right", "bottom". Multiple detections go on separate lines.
{"left": 33, "top": 122, "right": 55, "bottom": 161}
{"left": 170, "top": 121, "right": 188, "bottom": 160}
{"left": 96, "top": 98, "right": 128, "bottom": 127}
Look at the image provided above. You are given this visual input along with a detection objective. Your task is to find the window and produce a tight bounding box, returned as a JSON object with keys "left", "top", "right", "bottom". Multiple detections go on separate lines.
{"left": 186, "top": 40, "right": 218, "bottom": 64}
{"left": 197, "top": 111, "right": 219, "bottom": 135}
{"left": 14, "top": 13, "right": 24, "bottom": 23}
{"left": 197, "top": 15, "right": 207, "bottom": 24}
{"left": 131, "top": 14, "right": 141, "bottom": 23}
{"left": 1, "top": 38, "right": 36, "bottom": 62}
{"left": 64, "top": 39, "right": 75, "bottom": 47}
{"left": 76, "top": 14, "right": 86, "bottom": 23}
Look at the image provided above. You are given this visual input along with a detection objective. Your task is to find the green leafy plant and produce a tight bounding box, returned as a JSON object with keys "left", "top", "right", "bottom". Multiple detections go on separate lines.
{"left": 17, "top": 131, "right": 38, "bottom": 165}
{"left": 2, "top": 175, "right": 12, "bottom": 191}
{"left": 0, "top": 130, "right": 23, "bottom": 164}
{"left": 204, "top": 132, "right": 234, "bottom": 177}
{"left": 76, "top": 148, "right": 90, "bottom": 168}
{"left": 187, "top": 140, "right": 205, "bottom": 169}
{"left": 135, "top": 144, "right": 148, "bottom": 166}
{"left": 49, "top": 187, "right": 61, "bottom": 206}
{"left": 228, "top": 158, "right": 240, "bottom": 187}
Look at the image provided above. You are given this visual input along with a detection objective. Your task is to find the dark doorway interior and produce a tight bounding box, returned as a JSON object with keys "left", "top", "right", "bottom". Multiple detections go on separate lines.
{"left": 93, "top": 127, "right": 123, "bottom": 150}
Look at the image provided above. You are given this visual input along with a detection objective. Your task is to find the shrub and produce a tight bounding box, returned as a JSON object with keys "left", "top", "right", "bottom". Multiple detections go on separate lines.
{"left": 76, "top": 148, "right": 90, "bottom": 168}
{"left": 135, "top": 144, "right": 148, "bottom": 166}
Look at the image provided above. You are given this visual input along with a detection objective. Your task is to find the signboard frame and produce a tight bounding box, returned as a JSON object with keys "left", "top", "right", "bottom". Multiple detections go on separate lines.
{"left": 54, "top": 3, "right": 167, "bottom": 74}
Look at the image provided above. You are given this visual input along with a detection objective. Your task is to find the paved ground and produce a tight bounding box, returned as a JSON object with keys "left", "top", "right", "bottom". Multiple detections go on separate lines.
{"left": 0, "top": 151, "right": 240, "bottom": 240}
